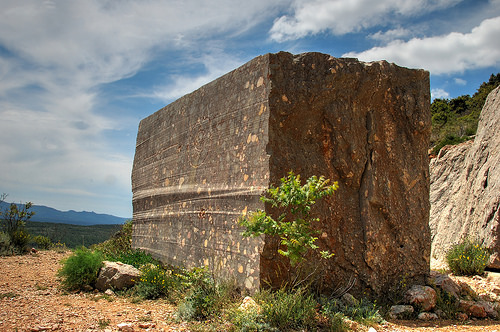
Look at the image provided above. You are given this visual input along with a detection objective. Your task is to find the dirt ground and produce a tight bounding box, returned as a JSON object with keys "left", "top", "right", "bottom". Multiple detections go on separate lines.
{"left": 1, "top": 250, "right": 500, "bottom": 331}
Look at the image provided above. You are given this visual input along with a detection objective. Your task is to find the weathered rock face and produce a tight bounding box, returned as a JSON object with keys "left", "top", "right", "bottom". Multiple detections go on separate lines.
{"left": 132, "top": 51, "right": 431, "bottom": 297}
{"left": 430, "top": 86, "right": 500, "bottom": 268}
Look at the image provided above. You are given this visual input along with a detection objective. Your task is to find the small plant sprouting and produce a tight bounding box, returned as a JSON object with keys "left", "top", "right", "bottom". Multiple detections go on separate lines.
{"left": 239, "top": 171, "right": 338, "bottom": 266}
{"left": 98, "top": 318, "right": 111, "bottom": 329}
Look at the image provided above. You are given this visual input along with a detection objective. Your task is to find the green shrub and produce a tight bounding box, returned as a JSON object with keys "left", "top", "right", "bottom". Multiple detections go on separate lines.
{"left": 0, "top": 231, "right": 12, "bottom": 256}
{"left": 177, "top": 270, "right": 239, "bottom": 321}
{"left": 32, "top": 235, "right": 53, "bottom": 250}
{"left": 239, "top": 172, "right": 337, "bottom": 266}
{"left": 135, "top": 264, "right": 175, "bottom": 299}
{"left": 93, "top": 220, "right": 132, "bottom": 256}
{"left": 321, "top": 297, "right": 383, "bottom": 326}
{"left": 105, "top": 249, "right": 159, "bottom": 269}
{"left": 10, "top": 229, "right": 31, "bottom": 254}
{"left": 256, "top": 287, "right": 318, "bottom": 330}
{"left": 58, "top": 247, "right": 104, "bottom": 291}
{"left": 230, "top": 307, "right": 271, "bottom": 332}
{"left": 446, "top": 238, "right": 490, "bottom": 276}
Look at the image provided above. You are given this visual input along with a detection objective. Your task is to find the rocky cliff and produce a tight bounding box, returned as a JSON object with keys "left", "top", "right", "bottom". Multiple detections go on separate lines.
{"left": 132, "top": 51, "right": 431, "bottom": 297}
{"left": 430, "top": 86, "right": 500, "bottom": 268}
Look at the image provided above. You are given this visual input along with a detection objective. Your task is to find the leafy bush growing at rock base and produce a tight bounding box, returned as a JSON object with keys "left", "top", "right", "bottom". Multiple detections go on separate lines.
{"left": 239, "top": 171, "right": 338, "bottom": 266}
{"left": 446, "top": 238, "right": 490, "bottom": 276}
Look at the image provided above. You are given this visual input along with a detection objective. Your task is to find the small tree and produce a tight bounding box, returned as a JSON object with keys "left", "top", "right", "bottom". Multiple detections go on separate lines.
{"left": 0, "top": 194, "right": 35, "bottom": 253}
{"left": 239, "top": 171, "right": 338, "bottom": 266}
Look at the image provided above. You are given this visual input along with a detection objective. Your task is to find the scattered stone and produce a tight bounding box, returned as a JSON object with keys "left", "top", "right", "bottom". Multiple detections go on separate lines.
{"left": 117, "top": 322, "right": 134, "bottom": 332}
{"left": 405, "top": 285, "right": 437, "bottom": 311}
{"left": 238, "top": 296, "right": 260, "bottom": 313}
{"left": 478, "top": 300, "right": 499, "bottom": 319}
{"left": 460, "top": 300, "right": 487, "bottom": 318}
{"left": 389, "top": 305, "right": 414, "bottom": 319}
{"left": 104, "top": 289, "right": 115, "bottom": 296}
{"left": 418, "top": 312, "right": 438, "bottom": 320}
{"left": 430, "top": 271, "right": 461, "bottom": 298}
{"left": 82, "top": 285, "right": 93, "bottom": 292}
{"left": 96, "top": 261, "right": 141, "bottom": 291}
{"left": 368, "top": 327, "right": 378, "bottom": 332}
{"left": 138, "top": 322, "right": 155, "bottom": 329}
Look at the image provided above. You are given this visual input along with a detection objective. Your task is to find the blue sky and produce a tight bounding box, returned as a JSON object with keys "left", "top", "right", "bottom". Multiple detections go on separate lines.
{"left": 0, "top": 0, "right": 499, "bottom": 218}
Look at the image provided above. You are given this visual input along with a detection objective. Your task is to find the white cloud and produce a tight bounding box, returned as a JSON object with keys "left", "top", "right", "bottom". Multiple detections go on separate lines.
{"left": 269, "top": 0, "right": 462, "bottom": 41}
{"left": 431, "top": 88, "right": 450, "bottom": 99}
{"left": 151, "top": 53, "right": 245, "bottom": 102}
{"left": 0, "top": 0, "right": 287, "bottom": 216}
{"left": 369, "top": 28, "right": 412, "bottom": 43}
{"left": 343, "top": 16, "right": 500, "bottom": 75}
{"left": 454, "top": 78, "right": 467, "bottom": 85}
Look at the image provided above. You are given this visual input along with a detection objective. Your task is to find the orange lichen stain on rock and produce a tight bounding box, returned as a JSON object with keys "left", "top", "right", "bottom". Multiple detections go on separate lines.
{"left": 244, "top": 174, "right": 249, "bottom": 182}
{"left": 281, "top": 95, "right": 289, "bottom": 102}
{"left": 242, "top": 206, "right": 248, "bottom": 216}
{"left": 238, "top": 264, "right": 244, "bottom": 273}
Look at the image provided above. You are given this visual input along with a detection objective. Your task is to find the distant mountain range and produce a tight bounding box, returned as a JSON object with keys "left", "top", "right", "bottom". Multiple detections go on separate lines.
{"left": 0, "top": 202, "right": 128, "bottom": 226}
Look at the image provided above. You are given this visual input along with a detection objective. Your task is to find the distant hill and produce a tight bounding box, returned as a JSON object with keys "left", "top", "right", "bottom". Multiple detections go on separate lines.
{"left": 0, "top": 202, "right": 128, "bottom": 226}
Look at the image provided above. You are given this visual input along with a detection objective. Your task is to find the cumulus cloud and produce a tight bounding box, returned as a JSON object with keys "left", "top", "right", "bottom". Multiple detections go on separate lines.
{"left": 270, "top": 0, "right": 462, "bottom": 41}
{"left": 454, "top": 78, "right": 467, "bottom": 85}
{"left": 431, "top": 88, "right": 450, "bottom": 99}
{"left": 369, "top": 28, "right": 413, "bottom": 43}
{"left": 343, "top": 16, "right": 500, "bottom": 75}
{"left": 0, "top": 0, "right": 286, "bottom": 215}
{"left": 151, "top": 53, "right": 244, "bottom": 102}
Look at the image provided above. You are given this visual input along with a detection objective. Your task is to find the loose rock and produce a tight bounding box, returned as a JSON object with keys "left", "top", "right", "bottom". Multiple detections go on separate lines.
{"left": 405, "top": 285, "right": 437, "bottom": 311}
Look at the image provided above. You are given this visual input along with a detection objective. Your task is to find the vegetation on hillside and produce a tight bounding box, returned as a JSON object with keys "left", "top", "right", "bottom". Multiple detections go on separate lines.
{"left": 27, "top": 221, "right": 121, "bottom": 249}
{"left": 0, "top": 193, "right": 34, "bottom": 255}
{"left": 430, "top": 73, "right": 500, "bottom": 154}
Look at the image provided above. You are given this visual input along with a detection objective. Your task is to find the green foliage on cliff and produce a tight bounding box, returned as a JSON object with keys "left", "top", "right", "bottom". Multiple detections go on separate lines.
{"left": 239, "top": 171, "right": 338, "bottom": 266}
{"left": 431, "top": 73, "right": 500, "bottom": 154}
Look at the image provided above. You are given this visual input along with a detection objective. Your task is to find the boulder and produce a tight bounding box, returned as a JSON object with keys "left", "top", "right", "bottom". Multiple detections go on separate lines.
{"left": 477, "top": 300, "right": 499, "bottom": 319}
{"left": 417, "top": 312, "right": 438, "bottom": 320}
{"left": 404, "top": 285, "right": 437, "bottom": 311}
{"left": 389, "top": 305, "right": 414, "bottom": 319}
{"left": 132, "top": 51, "right": 431, "bottom": 297}
{"left": 429, "top": 271, "right": 461, "bottom": 299}
{"left": 430, "top": 86, "right": 500, "bottom": 268}
{"left": 459, "top": 300, "right": 487, "bottom": 318}
{"left": 95, "top": 261, "right": 141, "bottom": 291}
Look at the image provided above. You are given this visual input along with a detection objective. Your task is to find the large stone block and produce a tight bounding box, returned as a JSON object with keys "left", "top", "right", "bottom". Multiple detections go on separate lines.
{"left": 132, "top": 51, "right": 431, "bottom": 297}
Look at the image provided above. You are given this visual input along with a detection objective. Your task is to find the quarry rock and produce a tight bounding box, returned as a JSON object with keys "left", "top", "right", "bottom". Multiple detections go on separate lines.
{"left": 405, "top": 285, "right": 437, "bottom": 312}
{"left": 131, "top": 51, "right": 431, "bottom": 297}
{"left": 430, "top": 86, "right": 500, "bottom": 268}
{"left": 95, "top": 261, "right": 141, "bottom": 291}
